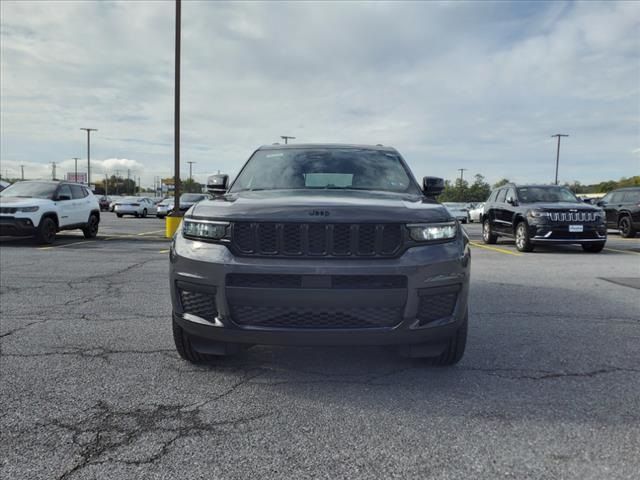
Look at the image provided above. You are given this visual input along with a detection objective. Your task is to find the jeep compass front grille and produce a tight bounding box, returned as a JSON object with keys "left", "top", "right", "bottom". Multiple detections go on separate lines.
{"left": 230, "top": 222, "right": 404, "bottom": 257}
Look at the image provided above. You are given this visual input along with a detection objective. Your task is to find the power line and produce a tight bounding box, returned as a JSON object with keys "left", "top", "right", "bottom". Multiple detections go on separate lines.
{"left": 551, "top": 134, "right": 569, "bottom": 185}
{"left": 280, "top": 135, "right": 296, "bottom": 144}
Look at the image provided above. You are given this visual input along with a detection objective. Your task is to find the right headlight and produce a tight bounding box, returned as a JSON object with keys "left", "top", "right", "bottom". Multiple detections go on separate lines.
{"left": 182, "top": 219, "right": 229, "bottom": 241}
{"left": 527, "top": 209, "right": 551, "bottom": 219}
{"left": 407, "top": 222, "right": 457, "bottom": 242}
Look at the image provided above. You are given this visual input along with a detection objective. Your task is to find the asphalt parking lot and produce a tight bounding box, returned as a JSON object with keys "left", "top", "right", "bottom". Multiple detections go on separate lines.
{"left": 1, "top": 214, "right": 639, "bottom": 479}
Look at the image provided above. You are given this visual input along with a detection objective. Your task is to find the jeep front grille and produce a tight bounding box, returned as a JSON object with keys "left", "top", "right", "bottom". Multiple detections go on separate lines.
{"left": 0, "top": 207, "right": 18, "bottom": 214}
{"left": 549, "top": 211, "right": 597, "bottom": 222}
{"left": 230, "top": 222, "right": 404, "bottom": 258}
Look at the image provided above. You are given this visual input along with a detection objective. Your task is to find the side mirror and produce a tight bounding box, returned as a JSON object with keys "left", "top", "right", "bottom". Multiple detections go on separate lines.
{"left": 207, "top": 174, "right": 229, "bottom": 195}
{"left": 596, "top": 200, "right": 604, "bottom": 207}
{"left": 57, "top": 194, "right": 71, "bottom": 201}
{"left": 422, "top": 176, "right": 444, "bottom": 197}
{"left": 506, "top": 196, "right": 517, "bottom": 206}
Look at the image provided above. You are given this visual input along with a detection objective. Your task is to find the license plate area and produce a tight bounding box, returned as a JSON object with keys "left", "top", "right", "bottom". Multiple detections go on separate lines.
{"left": 569, "top": 225, "right": 583, "bottom": 233}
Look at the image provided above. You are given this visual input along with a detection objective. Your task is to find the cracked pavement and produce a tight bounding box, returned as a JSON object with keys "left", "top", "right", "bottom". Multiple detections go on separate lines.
{"left": 1, "top": 217, "right": 639, "bottom": 479}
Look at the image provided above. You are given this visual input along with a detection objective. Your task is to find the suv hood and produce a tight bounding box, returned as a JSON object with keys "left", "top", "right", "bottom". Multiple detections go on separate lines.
{"left": 0, "top": 197, "right": 53, "bottom": 208}
{"left": 523, "top": 202, "right": 600, "bottom": 211}
{"left": 189, "top": 190, "right": 451, "bottom": 223}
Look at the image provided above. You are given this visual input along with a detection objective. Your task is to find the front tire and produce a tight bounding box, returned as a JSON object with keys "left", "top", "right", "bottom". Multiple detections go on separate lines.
{"left": 172, "top": 319, "right": 217, "bottom": 364}
{"left": 141, "top": 209, "right": 147, "bottom": 218}
{"left": 82, "top": 214, "right": 99, "bottom": 239}
{"left": 619, "top": 216, "right": 636, "bottom": 238}
{"left": 515, "top": 221, "right": 534, "bottom": 252}
{"left": 116, "top": 213, "right": 123, "bottom": 218}
{"left": 482, "top": 218, "right": 498, "bottom": 244}
{"left": 429, "top": 311, "right": 468, "bottom": 366}
{"left": 35, "top": 217, "right": 57, "bottom": 245}
{"left": 582, "top": 242, "right": 605, "bottom": 253}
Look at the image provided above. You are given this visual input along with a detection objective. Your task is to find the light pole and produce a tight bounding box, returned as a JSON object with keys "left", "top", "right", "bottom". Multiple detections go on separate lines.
{"left": 80, "top": 128, "right": 97, "bottom": 187}
{"left": 551, "top": 134, "right": 569, "bottom": 185}
{"left": 280, "top": 135, "right": 295, "bottom": 144}
{"left": 72, "top": 157, "right": 80, "bottom": 182}
{"left": 172, "top": 0, "right": 182, "bottom": 215}
{"left": 20, "top": 165, "right": 24, "bottom": 180}
{"left": 187, "top": 161, "right": 195, "bottom": 181}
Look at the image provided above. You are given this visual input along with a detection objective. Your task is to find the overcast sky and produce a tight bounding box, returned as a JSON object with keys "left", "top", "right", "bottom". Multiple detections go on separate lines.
{"left": 1, "top": 0, "right": 638, "bottom": 188}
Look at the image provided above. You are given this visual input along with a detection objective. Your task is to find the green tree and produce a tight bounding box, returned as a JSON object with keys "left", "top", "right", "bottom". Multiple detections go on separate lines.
{"left": 493, "top": 178, "right": 510, "bottom": 188}
{"left": 182, "top": 178, "right": 203, "bottom": 193}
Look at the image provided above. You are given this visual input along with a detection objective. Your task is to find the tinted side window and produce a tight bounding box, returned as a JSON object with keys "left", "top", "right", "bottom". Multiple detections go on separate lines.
{"left": 496, "top": 189, "right": 507, "bottom": 203}
{"left": 488, "top": 190, "right": 498, "bottom": 202}
{"left": 57, "top": 185, "right": 72, "bottom": 200}
{"left": 70, "top": 185, "right": 86, "bottom": 199}
{"left": 505, "top": 188, "right": 516, "bottom": 202}
{"left": 609, "top": 192, "right": 624, "bottom": 203}
{"left": 622, "top": 191, "right": 640, "bottom": 203}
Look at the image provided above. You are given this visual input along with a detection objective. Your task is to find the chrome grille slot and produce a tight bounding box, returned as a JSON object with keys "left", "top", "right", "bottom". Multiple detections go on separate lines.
{"left": 549, "top": 211, "right": 596, "bottom": 222}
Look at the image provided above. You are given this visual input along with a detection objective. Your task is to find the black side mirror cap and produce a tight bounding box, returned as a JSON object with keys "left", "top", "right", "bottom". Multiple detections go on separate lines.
{"left": 506, "top": 196, "right": 517, "bottom": 206}
{"left": 207, "top": 174, "right": 229, "bottom": 195}
{"left": 423, "top": 176, "right": 444, "bottom": 197}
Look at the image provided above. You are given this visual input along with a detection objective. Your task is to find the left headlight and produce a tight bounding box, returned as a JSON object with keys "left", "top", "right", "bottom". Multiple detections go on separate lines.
{"left": 182, "top": 219, "right": 229, "bottom": 240}
{"left": 18, "top": 206, "right": 39, "bottom": 212}
{"left": 407, "top": 222, "right": 457, "bottom": 242}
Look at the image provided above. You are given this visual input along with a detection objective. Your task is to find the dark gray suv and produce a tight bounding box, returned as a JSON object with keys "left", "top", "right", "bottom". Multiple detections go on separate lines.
{"left": 170, "top": 144, "right": 470, "bottom": 365}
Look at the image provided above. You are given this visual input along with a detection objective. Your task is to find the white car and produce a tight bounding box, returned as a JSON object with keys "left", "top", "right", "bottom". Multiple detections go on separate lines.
{"left": 0, "top": 180, "right": 100, "bottom": 244}
{"left": 114, "top": 197, "right": 158, "bottom": 218}
{"left": 468, "top": 203, "right": 484, "bottom": 223}
{"left": 156, "top": 198, "right": 173, "bottom": 218}
{"left": 442, "top": 202, "right": 470, "bottom": 224}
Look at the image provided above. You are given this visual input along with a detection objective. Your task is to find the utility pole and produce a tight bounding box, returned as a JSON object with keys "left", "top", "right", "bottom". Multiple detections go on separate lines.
{"left": 127, "top": 169, "right": 131, "bottom": 195}
{"left": 105, "top": 173, "right": 109, "bottom": 196}
{"left": 551, "top": 134, "right": 569, "bottom": 185}
{"left": 280, "top": 135, "right": 295, "bottom": 144}
{"left": 72, "top": 157, "right": 80, "bottom": 182}
{"left": 51, "top": 162, "right": 57, "bottom": 180}
{"left": 187, "top": 161, "right": 195, "bottom": 181}
{"left": 457, "top": 168, "right": 467, "bottom": 187}
{"left": 20, "top": 165, "right": 24, "bottom": 180}
{"left": 138, "top": 176, "right": 141, "bottom": 194}
{"left": 80, "top": 128, "right": 97, "bottom": 187}
{"left": 115, "top": 170, "right": 120, "bottom": 195}
{"left": 173, "top": 0, "right": 182, "bottom": 214}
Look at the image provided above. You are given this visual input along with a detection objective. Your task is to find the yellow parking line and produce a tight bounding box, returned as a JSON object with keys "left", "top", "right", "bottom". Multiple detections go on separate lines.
{"left": 469, "top": 241, "right": 522, "bottom": 256}
{"left": 159, "top": 249, "right": 170, "bottom": 254}
{"left": 37, "top": 240, "right": 93, "bottom": 250}
{"left": 604, "top": 247, "right": 640, "bottom": 255}
{"left": 137, "top": 230, "right": 165, "bottom": 236}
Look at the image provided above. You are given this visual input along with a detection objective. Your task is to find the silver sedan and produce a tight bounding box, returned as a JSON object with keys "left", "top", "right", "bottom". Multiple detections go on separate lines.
{"left": 114, "top": 197, "right": 158, "bottom": 218}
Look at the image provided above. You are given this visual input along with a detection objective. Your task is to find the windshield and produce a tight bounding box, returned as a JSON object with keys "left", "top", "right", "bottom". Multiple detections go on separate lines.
{"left": 159, "top": 199, "right": 173, "bottom": 205}
{"left": 229, "top": 148, "right": 421, "bottom": 194}
{"left": 0, "top": 181, "right": 57, "bottom": 199}
{"left": 517, "top": 186, "right": 579, "bottom": 203}
{"left": 181, "top": 194, "right": 205, "bottom": 202}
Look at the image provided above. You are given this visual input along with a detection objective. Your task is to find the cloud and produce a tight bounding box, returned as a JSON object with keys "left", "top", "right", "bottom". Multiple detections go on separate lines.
{"left": 1, "top": 1, "right": 639, "bottom": 187}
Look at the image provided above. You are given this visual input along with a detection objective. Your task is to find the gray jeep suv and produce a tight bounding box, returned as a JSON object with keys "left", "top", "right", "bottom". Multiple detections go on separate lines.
{"left": 170, "top": 144, "right": 470, "bottom": 365}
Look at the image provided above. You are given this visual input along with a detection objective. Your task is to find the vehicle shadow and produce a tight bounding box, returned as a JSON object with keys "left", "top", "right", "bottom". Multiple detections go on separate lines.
{"left": 177, "top": 279, "right": 638, "bottom": 424}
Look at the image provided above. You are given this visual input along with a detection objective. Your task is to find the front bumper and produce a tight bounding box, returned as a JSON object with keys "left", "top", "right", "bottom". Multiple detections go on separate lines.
{"left": 0, "top": 217, "right": 37, "bottom": 236}
{"left": 528, "top": 222, "right": 606, "bottom": 244}
{"left": 170, "top": 231, "right": 470, "bottom": 348}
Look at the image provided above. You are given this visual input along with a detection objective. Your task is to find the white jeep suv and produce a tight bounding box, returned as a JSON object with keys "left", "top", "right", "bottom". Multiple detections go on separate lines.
{"left": 0, "top": 180, "right": 100, "bottom": 244}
